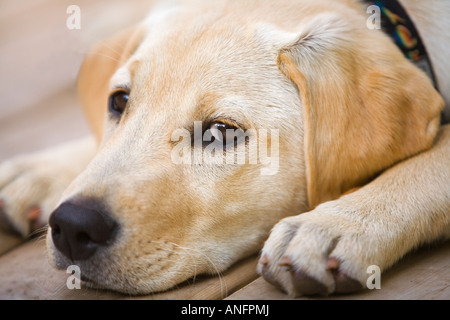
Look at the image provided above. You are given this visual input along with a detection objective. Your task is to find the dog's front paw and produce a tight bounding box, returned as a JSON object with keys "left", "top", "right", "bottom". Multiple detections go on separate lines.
{"left": 257, "top": 203, "right": 372, "bottom": 297}
{"left": 0, "top": 154, "right": 62, "bottom": 237}
{"left": 0, "top": 142, "right": 92, "bottom": 237}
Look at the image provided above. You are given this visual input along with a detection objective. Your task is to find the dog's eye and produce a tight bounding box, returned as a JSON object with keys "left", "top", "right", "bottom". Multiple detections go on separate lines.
{"left": 209, "top": 122, "right": 243, "bottom": 147}
{"left": 210, "top": 123, "right": 228, "bottom": 143}
{"left": 108, "top": 90, "right": 129, "bottom": 116}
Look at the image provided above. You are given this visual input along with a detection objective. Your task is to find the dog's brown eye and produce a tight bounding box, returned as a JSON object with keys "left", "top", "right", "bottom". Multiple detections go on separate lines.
{"left": 108, "top": 90, "right": 129, "bottom": 116}
{"left": 209, "top": 122, "right": 244, "bottom": 147}
{"left": 210, "top": 123, "right": 228, "bottom": 143}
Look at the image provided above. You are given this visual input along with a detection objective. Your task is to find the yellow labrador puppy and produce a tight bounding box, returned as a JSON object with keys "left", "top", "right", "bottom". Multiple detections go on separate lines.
{"left": 0, "top": 0, "right": 449, "bottom": 296}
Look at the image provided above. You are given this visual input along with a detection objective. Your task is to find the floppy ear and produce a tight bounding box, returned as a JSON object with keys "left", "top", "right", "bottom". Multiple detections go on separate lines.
{"left": 77, "top": 25, "right": 144, "bottom": 141}
{"left": 277, "top": 14, "right": 443, "bottom": 209}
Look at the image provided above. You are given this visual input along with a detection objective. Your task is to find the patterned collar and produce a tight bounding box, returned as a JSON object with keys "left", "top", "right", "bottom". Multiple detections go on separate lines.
{"left": 365, "top": 0, "right": 439, "bottom": 91}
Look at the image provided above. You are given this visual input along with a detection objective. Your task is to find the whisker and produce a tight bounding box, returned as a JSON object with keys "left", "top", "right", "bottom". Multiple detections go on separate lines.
{"left": 166, "top": 241, "right": 227, "bottom": 298}
{"left": 97, "top": 41, "right": 123, "bottom": 57}
{"left": 28, "top": 225, "right": 48, "bottom": 240}
{"left": 86, "top": 51, "right": 122, "bottom": 64}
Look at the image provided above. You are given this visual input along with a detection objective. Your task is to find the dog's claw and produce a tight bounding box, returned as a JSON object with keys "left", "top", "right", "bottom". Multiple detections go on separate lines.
{"left": 326, "top": 257, "right": 363, "bottom": 293}
{"left": 259, "top": 261, "right": 286, "bottom": 293}
{"left": 279, "top": 256, "right": 293, "bottom": 268}
{"left": 28, "top": 206, "right": 41, "bottom": 220}
{"left": 326, "top": 257, "right": 341, "bottom": 270}
{"left": 259, "top": 254, "right": 270, "bottom": 265}
{"left": 28, "top": 206, "right": 46, "bottom": 234}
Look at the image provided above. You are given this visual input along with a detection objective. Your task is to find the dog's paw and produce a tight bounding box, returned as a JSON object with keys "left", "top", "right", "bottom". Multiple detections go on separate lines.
{"left": 0, "top": 154, "right": 61, "bottom": 237}
{"left": 257, "top": 203, "right": 372, "bottom": 297}
{"left": 0, "top": 143, "right": 89, "bottom": 237}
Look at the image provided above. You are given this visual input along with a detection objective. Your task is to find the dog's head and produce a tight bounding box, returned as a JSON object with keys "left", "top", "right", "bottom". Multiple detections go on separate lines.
{"left": 46, "top": 0, "right": 442, "bottom": 294}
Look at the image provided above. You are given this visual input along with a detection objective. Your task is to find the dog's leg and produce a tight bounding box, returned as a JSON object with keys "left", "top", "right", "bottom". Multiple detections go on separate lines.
{"left": 0, "top": 136, "right": 96, "bottom": 237}
{"left": 258, "top": 124, "right": 450, "bottom": 297}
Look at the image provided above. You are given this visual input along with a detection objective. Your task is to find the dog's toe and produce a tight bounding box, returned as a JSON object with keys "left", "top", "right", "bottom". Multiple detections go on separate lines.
{"left": 259, "top": 257, "right": 285, "bottom": 292}
{"left": 27, "top": 206, "right": 46, "bottom": 235}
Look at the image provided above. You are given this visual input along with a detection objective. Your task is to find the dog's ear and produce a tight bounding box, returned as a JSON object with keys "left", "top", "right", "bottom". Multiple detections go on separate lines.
{"left": 277, "top": 14, "right": 443, "bottom": 209}
{"left": 77, "top": 25, "right": 144, "bottom": 140}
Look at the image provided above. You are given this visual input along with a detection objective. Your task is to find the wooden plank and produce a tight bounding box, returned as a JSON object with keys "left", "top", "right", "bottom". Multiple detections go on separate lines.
{"left": 0, "top": 233, "right": 22, "bottom": 256}
{"left": 0, "top": 86, "right": 90, "bottom": 162}
{"left": 227, "top": 241, "right": 450, "bottom": 300}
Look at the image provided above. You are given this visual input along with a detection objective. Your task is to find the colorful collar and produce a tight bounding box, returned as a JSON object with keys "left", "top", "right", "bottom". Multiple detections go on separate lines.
{"left": 365, "top": 0, "right": 439, "bottom": 91}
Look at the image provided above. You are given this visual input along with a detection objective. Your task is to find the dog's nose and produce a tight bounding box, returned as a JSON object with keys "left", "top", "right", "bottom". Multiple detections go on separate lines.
{"left": 49, "top": 201, "right": 117, "bottom": 261}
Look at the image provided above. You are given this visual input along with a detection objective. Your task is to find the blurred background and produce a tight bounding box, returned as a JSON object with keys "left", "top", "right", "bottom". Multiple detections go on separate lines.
{"left": 0, "top": 0, "right": 153, "bottom": 161}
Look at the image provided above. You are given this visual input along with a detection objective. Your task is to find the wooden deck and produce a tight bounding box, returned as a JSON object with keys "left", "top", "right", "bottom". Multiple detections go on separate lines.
{"left": 0, "top": 0, "right": 449, "bottom": 301}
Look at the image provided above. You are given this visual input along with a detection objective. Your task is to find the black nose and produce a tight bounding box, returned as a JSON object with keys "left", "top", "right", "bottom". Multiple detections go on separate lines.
{"left": 49, "top": 201, "right": 117, "bottom": 261}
